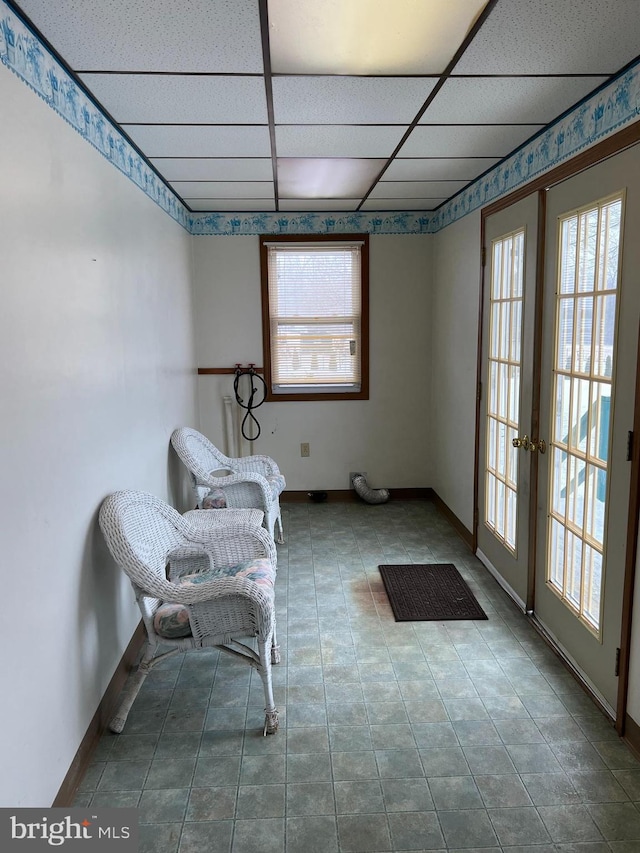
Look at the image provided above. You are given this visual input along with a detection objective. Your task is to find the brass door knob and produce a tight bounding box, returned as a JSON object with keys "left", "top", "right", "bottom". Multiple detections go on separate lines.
{"left": 512, "top": 435, "right": 530, "bottom": 450}
{"left": 528, "top": 438, "right": 547, "bottom": 454}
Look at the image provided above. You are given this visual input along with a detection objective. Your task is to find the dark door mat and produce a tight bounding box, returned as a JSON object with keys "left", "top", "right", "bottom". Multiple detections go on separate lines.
{"left": 379, "top": 563, "right": 488, "bottom": 622}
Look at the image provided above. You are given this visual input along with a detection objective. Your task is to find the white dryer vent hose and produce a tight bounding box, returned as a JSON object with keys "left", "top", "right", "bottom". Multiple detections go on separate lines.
{"left": 351, "top": 473, "right": 390, "bottom": 504}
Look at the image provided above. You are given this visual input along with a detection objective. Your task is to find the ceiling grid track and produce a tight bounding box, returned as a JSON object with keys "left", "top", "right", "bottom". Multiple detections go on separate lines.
{"left": 4, "top": 0, "right": 640, "bottom": 223}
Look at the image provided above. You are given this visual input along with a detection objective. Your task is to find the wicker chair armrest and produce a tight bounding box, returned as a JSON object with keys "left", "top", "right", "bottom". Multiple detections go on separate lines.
{"left": 181, "top": 521, "right": 277, "bottom": 569}
{"left": 166, "top": 544, "right": 216, "bottom": 565}
{"left": 186, "top": 576, "right": 276, "bottom": 641}
{"left": 165, "top": 544, "right": 215, "bottom": 582}
{"left": 230, "top": 455, "right": 281, "bottom": 477}
{"left": 156, "top": 569, "right": 274, "bottom": 608}
{"left": 201, "top": 470, "right": 271, "bottom": 500}
{"left": 122, "top": 529, "right": 269, "bottom": 602}
{"left": 182, "top": 508, "right": 264, "bottom": 529}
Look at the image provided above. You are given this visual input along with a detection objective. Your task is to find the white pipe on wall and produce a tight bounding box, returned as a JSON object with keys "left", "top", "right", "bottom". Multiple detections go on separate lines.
{"left": 223, "top": 395, "right": 237, "bottom": 458}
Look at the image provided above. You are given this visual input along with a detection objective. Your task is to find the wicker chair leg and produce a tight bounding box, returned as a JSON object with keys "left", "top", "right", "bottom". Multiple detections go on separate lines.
{"left": 257, "top": 637, "right": 279, "bottom": 735}
{"left": 109, "top": 646, "right": 154, "bottom": 733}
{"left": 270, "top": 621, "right": 281, "bottom": 664}
{"left": 264, "top": 709, "right": 279, "bottom": 736}
{"left": 275, "top": 513, "right": 285, "bottom": 545}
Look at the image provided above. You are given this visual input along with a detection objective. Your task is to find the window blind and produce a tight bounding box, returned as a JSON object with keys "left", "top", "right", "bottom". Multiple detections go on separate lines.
{"left": 267, "top": 243, "right": 362, "bottom": 393}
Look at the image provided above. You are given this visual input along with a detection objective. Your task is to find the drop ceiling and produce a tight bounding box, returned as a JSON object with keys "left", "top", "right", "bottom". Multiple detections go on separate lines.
{"left": 10, "top": 0, "right": 640, "bottom": 214}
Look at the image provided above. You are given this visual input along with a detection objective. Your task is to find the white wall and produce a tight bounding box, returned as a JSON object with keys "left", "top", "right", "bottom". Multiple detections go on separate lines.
{"left": 0, "top": 66, "right": 198, "bottom": 806}
{"left": 430, "top": 211, "right": 482, "bottom": 530}
{"left": 192, "top": 234, "right": 432, "bottom": 491}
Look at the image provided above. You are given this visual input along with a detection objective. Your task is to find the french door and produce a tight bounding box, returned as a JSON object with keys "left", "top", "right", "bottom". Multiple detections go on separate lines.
{"left": 477, "top": 193, "right": 539, "bottom": 607}
{"left": 534, "top": 145, "right": 640, "bottom": 712}
{"left": 478, "top": 143, "right": 640, "bottom": 713}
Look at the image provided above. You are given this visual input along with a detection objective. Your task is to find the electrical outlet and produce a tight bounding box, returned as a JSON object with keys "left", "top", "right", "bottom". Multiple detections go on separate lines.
{"left": 350, "top": 471, "right": 367, "bottom": 487}
{"left": 300, "top": 442, "right": 310, "bottom": 457}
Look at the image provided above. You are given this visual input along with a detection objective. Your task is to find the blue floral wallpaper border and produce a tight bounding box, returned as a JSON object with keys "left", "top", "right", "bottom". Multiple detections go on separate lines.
{"left": 191, "top": 62, "right": 640, "bottom": 236}
{"left": 0, "top": 0, "right": 189, "bottom": 231}
{"left": 188, "top": 209, "right": 434, "bottom": 236}
{"left": 430, "top": 64, "right": 640, "bottom": 233}
{"left": 2, "top": 0, "right": 640, "bottom": 237}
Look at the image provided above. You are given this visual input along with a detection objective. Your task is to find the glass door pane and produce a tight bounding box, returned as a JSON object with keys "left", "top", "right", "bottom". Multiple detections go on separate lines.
{"left": 485, "top": 230, "right": 525, "bottom": 553}
{"left": 547, "top": 195, "right": 622, "bottom": 635}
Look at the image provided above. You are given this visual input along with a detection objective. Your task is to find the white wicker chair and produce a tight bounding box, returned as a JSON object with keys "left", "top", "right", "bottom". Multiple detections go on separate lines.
{"left": 99, "top": 490, "right": 280, "bottom": 736}
{"left": 171, "top": 427, "right": 286, "bottom": 544}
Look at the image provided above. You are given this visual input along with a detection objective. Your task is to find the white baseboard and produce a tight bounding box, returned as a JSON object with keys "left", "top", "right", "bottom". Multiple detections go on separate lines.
{"left": 528, "top": 614, "right": 616, "bottom": 720}
{"left": 475, "top": 548, "right": 615, "bottom": 721}
{"left": 475, "top": 548, "right": 526, "bottom": 612}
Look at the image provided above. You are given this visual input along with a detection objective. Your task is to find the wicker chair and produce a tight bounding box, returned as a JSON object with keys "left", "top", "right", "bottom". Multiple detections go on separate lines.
{"left": 99, "top": 490, "right": 280, "bottom": 736}
{"left": 171, "top": 427, "right": 286, "bottom": 544}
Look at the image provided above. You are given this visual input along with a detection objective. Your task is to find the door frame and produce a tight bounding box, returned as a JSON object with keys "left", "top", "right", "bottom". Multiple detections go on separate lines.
{"left": 473, "top": 120, "right": 640, "bottom": 733}
{"left": 618, "top": 319, "right": 640, "bottom": 734}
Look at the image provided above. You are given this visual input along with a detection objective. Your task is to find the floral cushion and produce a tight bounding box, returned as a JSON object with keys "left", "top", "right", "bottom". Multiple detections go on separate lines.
{"left": 153, "top": 603, "right": 191, "bottom": 639}
{"left": 152, "top": 557, "right": 276, "bottom": 640}
{"left": 201, "top": 487, "right": 227, "bottom": 509}
{"left": 179, "top": 557, "right": 275, "bottom": 591}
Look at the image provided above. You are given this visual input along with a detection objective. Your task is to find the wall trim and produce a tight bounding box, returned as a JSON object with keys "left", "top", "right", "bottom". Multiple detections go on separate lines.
{"left": 280, "top": 487, "right": 433, "bottom": 504}
{"left": 474, "top": 550, "right": 618, "bottom": 724}
{"left": 475, "top": 549, "right": 527, "bottom": 613}
{"left": 528, "top": 614, "right": 616, "bottom": 722}
{"left": 52, "top": 622, "right": 146, "bottom": 807}
{"left": 430, "top": 492, "right": 473, "bottom": 550}
{"left": 3, "top": 0, "right": 640, "bottom": 237}
{"left": 623, "top": 713, "right": 640, "bottom": 762}
{"left": 191, "top": 211, "right": 435, "bottom": 237}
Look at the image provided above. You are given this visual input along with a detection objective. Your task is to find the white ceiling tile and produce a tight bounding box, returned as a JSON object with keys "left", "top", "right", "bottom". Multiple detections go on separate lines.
{"left": 17, "top": 0, "right": 263, "bottom": 72}
{"left": 278, "top": 158, "right": 385, "bottom": 198}
{"left": 372, "top": 180, "right": 469, "bottom": 198}
{"left": 360, "top": 198, "right": 447, "bottom": 210}
{"left": 186, "top": 199, "right": 276, "bottom": 211}
{"left": 455, "top": 0, "right": 640, "bottom": 74}
{"left": 16, "top": 0, "right": 640, "bottom": 219}
{"left": 276, "top": 125, "right": 407, "bottom": 158}
{"left": 420, "top": 76, "right": 607, "bottom": 125}
{"left": 125, "top": 125, "right": 272, "bottom": 158}
{"left": 385, "top": 158, "right": 499, "bottom": 180}
{"left": 268, "top": 0, "right": 489, "bottom": 74}
{"left": 399, "top": 124, "right": 543, "bottom": 158}
{"left": 272, "top": 77, "right": 437, "bottom": 124}
{"left": 170, "top": 182, "right": 274, "bottom": 199}
{"left": 149, "top": 159, "right": 273, "bottom": 181}
{"left": 279, "top": 199, "right": 361, "bottom": 211}
{"left": 79, "top": 74, "right": 268, "bottom": 124}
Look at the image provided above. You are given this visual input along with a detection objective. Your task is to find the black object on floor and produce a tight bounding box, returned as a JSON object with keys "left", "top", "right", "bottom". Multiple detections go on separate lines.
{"left": 379, "top": 563, "right": 488, "bottom": 621}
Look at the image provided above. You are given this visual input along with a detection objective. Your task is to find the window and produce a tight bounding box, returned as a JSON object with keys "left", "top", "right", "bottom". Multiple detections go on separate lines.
{"left": 260, "top": 234, "right": 369, "bottom": 401}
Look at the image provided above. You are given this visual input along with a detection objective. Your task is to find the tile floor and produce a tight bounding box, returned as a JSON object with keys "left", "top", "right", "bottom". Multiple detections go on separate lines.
{"left": 76, "top": 500, "right": 640, "bottom": 852}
